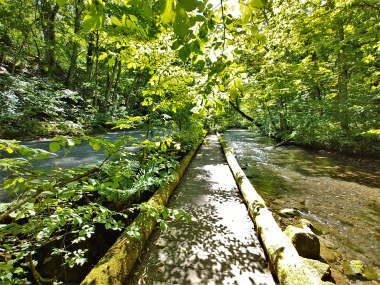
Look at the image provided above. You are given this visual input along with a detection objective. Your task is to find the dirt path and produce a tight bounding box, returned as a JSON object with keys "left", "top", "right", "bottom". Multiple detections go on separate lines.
{"left": 127, "top": 135, "right": 275, "bottom": 284}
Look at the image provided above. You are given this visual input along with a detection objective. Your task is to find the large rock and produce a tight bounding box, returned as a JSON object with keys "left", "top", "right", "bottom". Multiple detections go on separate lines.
{"left": 285, "top": 225, "right": 320, "bottom": 259}
{"left": 302, "top": 257, "right": 331, "bottom": 280}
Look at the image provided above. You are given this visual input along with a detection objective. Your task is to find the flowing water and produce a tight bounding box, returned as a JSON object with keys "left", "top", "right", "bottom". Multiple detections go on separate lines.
{"left": 224, "top": 129, "right": 380, "bottom": 281}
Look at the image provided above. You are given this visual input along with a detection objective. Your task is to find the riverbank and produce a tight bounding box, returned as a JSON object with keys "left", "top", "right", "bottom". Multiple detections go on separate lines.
{"left": 285, "top": 139, "right": 380, "bottom": 160}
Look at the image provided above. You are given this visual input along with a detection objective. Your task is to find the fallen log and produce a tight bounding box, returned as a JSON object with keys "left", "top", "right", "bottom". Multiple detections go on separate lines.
{"left": 217, "top": 133, "right": 333, "bottom": 285}
{"left": 81, "top": 138, "right": 204, "bottom": 285}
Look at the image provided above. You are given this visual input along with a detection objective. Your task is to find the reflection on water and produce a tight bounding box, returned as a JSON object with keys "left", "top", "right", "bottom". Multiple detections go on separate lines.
{"left": 224, "top": 129, "right": 380, "bottom": 272}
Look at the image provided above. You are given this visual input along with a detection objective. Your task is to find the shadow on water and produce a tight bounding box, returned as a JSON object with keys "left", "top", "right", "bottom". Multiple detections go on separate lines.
{"left": 224, "top": 129, "right": 380, "bottom": 274}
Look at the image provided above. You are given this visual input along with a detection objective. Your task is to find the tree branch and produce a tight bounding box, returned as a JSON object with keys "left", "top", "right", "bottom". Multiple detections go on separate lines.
{"left": 220, "top": 0, "right": 227, "bottom": 53}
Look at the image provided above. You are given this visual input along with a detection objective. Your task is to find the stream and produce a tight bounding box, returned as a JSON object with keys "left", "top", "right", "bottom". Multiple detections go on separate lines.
{"left": 224, "top": 129, "right": 380, "bottom": 281}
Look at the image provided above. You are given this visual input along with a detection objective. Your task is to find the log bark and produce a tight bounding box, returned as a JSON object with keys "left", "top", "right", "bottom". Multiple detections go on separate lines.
{"left": 217, "top": 133, "right": 333, "bottom": 285}
{"left": 81, "top": 138, "right": 204, "bottom": 285}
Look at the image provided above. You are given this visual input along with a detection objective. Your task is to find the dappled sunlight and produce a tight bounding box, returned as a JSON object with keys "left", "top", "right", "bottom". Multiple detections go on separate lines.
{"left": 128, "top": 135, "right": 274, "bottom": 284}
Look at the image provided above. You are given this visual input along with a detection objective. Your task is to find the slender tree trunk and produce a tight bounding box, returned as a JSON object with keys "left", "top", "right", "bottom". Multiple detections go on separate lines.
{"left": 111, "top": 60, "right": 122, "bottom": 112}
{"left": 66, "top": 0, "right": 83, "bottom": 88}
{"left": 92, "top": 31, "right": 100, "bottom": 108}
{"left": 311, "top": 52, "right": 321, "bottom": 100}
{"left": 40, "top": 1, "right": 59, "bottom": 76}
{"left": 86, "top": 32, "right": 95, "bottom": 79}
{"left": 30, "top": 28, "right": 41, "bottom": 60}
{"left": 0, "top": 33, "right": 12, "bottom": 64}
{"left": 278, "top": 95, "right": 288, "bottom": 133}
{"left": 259, "top": 99, "right": 277, "bottom": 132}
{"left": 104, "top": 59, "right": 119, "bottom": 111}
{"left": 336, "top": 22, "right": 350, "bottom": 132}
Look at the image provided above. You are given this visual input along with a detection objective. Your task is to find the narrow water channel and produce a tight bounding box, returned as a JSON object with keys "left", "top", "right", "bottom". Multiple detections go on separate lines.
{"left": 224, "top": 129, "right": 380, "bottom": 280}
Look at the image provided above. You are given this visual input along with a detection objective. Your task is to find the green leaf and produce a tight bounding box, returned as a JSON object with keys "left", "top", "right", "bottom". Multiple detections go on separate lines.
{"left": 178, "top": 45, "right": 191, "bottom": 61}
{"left": 178, "top": 0, "right": 201, "bottom": 11}
{"left": 5, "top": 147, "right": 13, "bottom": 154}
{"left": 49, "top": 142, "right": 61, "bottom": 152}
{"left": 173, "top": 8, "right": 192, "bottom": 39}
{"left": 98, "top": 53, "right": 108, "bottom": 61}
{"left": 90, "top": 142, "right": 101, "bottom": 151}
{"left": 159, "top": 221, "right": 168, "bottom": 231}
{"left": 56, "top": 0, "right": 68, "bottom": 6}
{"left": 129, "top": 14, "right": 138, "bottom": 23}
{"left": 110, "top": 16, "right": 123, "bottom": 26}
{"left": 0, "top": 262, "right": 13, "bottom": 271}
{"left": 160, "top": 0, "right": 176, "bottom": 24}
{"left": 251, "top": 0, "right": 264, "bottom": 8}
{"left": 171, "top": 40, "right": 181, "bottom": 50}
{"left": 2, "top": 177, "right": 24, "bottom": 190}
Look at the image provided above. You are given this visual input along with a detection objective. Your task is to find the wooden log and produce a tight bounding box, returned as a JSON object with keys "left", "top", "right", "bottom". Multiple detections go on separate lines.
{"left": 81, "top": 138, "right": 204, "bottom": 285}
{"left": 217, "top": 133, "right": 333, "bottom": 285}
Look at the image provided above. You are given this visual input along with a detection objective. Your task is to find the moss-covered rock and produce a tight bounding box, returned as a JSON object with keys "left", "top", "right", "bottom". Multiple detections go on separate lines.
{"left": 343, "top": 259, "right": 365, "bottom": 275}
{"left": 302, "top": 257, "right": 331, "bottom": 280}
{"left": 285, "top": 225, "right": 321, "bottom": 260}
{"left": 342, "top": 259, "right": 379, "bottom": 280}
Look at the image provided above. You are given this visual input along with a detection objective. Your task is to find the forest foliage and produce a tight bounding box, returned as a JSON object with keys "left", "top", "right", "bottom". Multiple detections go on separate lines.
{"left": 0, "top": 0, "right": 379, "bottom": 283}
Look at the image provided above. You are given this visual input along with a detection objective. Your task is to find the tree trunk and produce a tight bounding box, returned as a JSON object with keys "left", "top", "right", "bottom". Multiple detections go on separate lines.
{"left": 40, "top": 1, "right": 59, "bottom": 76}
{"left": 92, "top": 31, "right": 100, "bottom": 108}
{"left": 11, "top": 32, "right": 29, "bottom": 74}
{"left": 311, "top": 52, "right": 322, "bottom": 100}
{"left": 66, "top": 0, "right": 83, "bottom": 88}
{"left": 86, "top": 32, "right": 95, "bottom": 79}
{"left": 111, "top": 60, "right": 122, "bottom": 113}
{"left": 336, "top": 23, "right": 350, "bottom": 132}
{"left": 103, "top": 59, "right": 119, "bottom": 111}
{"left": 228, "top": 100, "right": 263, "bottom": 128}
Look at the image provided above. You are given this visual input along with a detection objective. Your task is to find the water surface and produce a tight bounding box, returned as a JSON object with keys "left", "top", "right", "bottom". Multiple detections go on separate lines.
{"left": 224, "top": 129, "right": 380, "bottom": 276}
{"left": 0, "top": 130, "right": 146, "bottom": 201}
